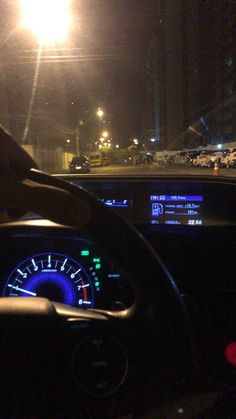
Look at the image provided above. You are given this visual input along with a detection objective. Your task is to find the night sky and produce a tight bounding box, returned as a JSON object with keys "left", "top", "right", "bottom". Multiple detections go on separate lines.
{"left": 77, "top": 0, "right": 158, "bottom": 144}
{"left": 1, "top": 0, "right": 158, "bottom": 146}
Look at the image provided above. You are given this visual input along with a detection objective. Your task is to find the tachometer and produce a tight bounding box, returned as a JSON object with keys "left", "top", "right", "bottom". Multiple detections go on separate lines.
{"left": 3, "top": 253, "right": 94, "bottom": 308}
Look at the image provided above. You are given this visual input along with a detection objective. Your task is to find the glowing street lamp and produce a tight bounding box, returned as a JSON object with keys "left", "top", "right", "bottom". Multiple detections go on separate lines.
{"left": 116, "top": 144, "right": 119, "bottom": 149}
{"left": 20, "top": 0, "right": 71, "bottom": 43}
{"left": 97, "top": 108, "right": 104, "bottom": 118}
{"left": 102, "top": 131, "right": 109, "bottom": 138}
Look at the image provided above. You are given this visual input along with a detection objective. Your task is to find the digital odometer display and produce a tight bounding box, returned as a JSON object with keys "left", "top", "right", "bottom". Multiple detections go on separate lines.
{"left": 150, "top": 195, "right": 204, "bottom": 225}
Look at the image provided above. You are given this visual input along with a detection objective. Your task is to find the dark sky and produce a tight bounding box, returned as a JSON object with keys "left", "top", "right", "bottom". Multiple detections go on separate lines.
{"left": 1, "top": 0, "right": 158, "bottom": 146}
{"left": 64, "top": 0, "right": 158, "bottom": 144}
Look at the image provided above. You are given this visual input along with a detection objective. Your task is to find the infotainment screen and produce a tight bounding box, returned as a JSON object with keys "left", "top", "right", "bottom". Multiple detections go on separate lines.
{"left": 150, "top": 195, "right": 204, "bottom": 225}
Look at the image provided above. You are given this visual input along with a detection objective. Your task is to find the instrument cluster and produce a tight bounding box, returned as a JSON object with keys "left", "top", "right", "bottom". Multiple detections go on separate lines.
{"left": 0, "top": 232, "right": 134, "bottom": 311}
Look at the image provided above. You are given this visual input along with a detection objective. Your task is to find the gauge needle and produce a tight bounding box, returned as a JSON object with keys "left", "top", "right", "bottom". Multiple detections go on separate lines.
{"left": 7, "top": 284, "right": 37, "bottom": 296}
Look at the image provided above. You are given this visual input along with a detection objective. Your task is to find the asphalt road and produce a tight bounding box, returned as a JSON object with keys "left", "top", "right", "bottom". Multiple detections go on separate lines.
{"left": 89, "top": 163, "right": 236, "bottom": 177}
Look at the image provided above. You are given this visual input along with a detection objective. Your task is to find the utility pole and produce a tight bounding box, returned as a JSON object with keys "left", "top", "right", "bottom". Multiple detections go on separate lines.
{"left": 75, "top": 119, "right": 84, "bottom": 156}
{"left": 75, "top": 127, "right": 80, "bottom": 156}
{"left": 200, "top": 117, "right": 214, "bottom": 145}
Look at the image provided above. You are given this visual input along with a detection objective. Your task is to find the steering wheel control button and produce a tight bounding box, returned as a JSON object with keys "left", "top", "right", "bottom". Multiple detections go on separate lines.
{"left": 72, "top": 334, "right": 128, "bottom": 396}
{"left": 225, "top": 342, "right": 236, "bottom": 367}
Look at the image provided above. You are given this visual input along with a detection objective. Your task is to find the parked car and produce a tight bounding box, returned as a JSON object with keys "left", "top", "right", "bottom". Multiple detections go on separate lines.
{"left": 221, "top": 151, "right": 236, "bottom": 168}
{"left": 228, "top": 155, "right": 236, "bottom": 168}
{"left": 166, "top": 155, "right": 177, "bottom": 165}
{"left": 184, "top": 151, "right": 198, "bottom": 166}
{"left": 194, "top": 151, "right": 211, "bottom": 167}
{"left": 101, "top": 157, "right": 111, "bottom": 166}
{"left": 197, "top": 151, "right": 224, "bottom": 168}
{"left": 174, "top": 151, "right": 188, "bottom": 166}
{"left": 69, "top": 156, "right": 91, "bottom": 173}
{"left": 208, "top": 150, "right": 229, "bottom": 168}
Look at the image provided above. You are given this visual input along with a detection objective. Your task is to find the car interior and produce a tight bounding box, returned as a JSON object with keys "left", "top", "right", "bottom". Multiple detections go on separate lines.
{"left": 0, "top": 170, "right": 235, "bottom": 418}
{"left": 1, "top": 0, "right": 236, "bottom": 416}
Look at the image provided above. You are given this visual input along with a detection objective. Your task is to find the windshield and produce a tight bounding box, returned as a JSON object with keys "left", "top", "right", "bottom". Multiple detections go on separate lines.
{"left": 1, "top": 1, "right": 235, "bottom": 177}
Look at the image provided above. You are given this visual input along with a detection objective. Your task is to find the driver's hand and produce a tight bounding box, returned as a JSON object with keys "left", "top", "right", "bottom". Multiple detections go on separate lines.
{"left": 0, "top": 126, "right": 91, "bottom": 228}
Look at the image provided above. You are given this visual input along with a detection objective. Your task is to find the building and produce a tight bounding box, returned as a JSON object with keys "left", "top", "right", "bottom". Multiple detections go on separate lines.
{"left": 147, "top": 0, "right": 200, "bottom": 150}
{"left": 147, "top": 0, "right": 236, "bottom": 150}
{"left": 200, "top": 0, "right": 236, "bottom": 145}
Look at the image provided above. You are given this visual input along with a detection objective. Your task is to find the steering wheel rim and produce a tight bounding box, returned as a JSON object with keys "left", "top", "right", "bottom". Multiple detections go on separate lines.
{"left": 0, "top": 168, "right": 193, "bottom": 417}
{"left": 25, "top": 169, "right": 186, "bottom": 315}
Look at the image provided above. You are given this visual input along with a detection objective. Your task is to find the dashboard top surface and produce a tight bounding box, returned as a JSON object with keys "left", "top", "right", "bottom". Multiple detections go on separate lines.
{"left": 52, "top": 174, "right": 236, "bottom": 227}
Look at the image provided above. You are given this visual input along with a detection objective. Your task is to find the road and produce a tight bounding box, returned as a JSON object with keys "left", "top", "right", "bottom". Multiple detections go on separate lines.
{"left": 89, "top": 163, "right": 236, "bottom": 177}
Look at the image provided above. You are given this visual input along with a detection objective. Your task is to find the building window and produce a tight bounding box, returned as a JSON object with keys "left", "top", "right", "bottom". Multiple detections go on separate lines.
{"left": 224, "top": 109, "right": 232, "bottom": 121}
{"left": 225, "top": 89, "right": 233, "bottom": 97}
{"left": 225, "top": 57, "right": 233, "bottom": 67}
{"left": 224, "top": 125, "right": 233, "bottom": 135}
{"left": 225, "top": 55, "right": 233, "bottom": 67}
{"left": 224, "top": 17, "right": 234, "bottom": 33}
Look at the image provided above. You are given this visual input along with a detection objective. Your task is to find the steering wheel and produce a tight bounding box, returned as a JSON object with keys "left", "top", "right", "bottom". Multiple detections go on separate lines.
{"left": 0, "top": 170, "right": 193, "bottom": 418}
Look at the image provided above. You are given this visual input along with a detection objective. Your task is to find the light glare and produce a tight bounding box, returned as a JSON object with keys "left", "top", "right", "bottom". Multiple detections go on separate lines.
{"left": 21, "top": 0, "right": 71, "bottom": 43}
{"left": 97, "top": 108, "right": 104, "bottom": 118}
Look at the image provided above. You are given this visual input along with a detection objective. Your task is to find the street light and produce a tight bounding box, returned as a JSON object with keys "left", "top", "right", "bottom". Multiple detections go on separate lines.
{"left": 97, "top": 108, "right": 104, "bottom": 118}
{"left": 116, "top": 144, "right": 119, "bottom": 149}
{"left": 102, "top": 131, "right": 109, "bottom": 138}
{"left": 20, "top": 0, "right": 72, "bottom": 43}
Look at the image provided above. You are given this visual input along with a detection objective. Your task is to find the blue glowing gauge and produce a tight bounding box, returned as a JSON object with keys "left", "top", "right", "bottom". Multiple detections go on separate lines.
{"left": 3, "top": 253, "right": 94, "bottom": 308}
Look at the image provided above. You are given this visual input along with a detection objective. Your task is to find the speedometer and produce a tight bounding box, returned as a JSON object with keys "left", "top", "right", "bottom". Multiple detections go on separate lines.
{"left": 3, "top": 253, "right": 94, "bottom": 308}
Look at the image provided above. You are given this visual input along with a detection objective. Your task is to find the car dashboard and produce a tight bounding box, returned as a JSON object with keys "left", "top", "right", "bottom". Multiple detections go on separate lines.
{"left": 57, "top": 174, "right": 236, "bottom": 227}
{"left": 55, "top": 174, "right": 236, "bottom": 390}
{"left": 53, "top": 175, "right": 236, "bottom": 297}
{"left": 0, "top": 227, "right": 134, "bottom": 312}
{"left": 0, "top": 174, "right": 236, "bottom": 417}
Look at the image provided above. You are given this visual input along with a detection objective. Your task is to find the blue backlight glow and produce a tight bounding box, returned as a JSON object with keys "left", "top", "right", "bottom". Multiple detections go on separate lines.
{"left": 4, "top": 253, "right": 94, "bottom": 308}
{"left": 101, "top": 198, "right": 129, "bottom": 208}
{"left": 150, "top": 195, "right": 203, "bottom": 202}
{"left": 150, "top": 194, "right": 204, "bottom": 226}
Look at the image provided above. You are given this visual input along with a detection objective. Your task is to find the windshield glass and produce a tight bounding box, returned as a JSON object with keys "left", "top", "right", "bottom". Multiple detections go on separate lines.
{"left": 1, "top": 1, "right": 235, "bottom": 177}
